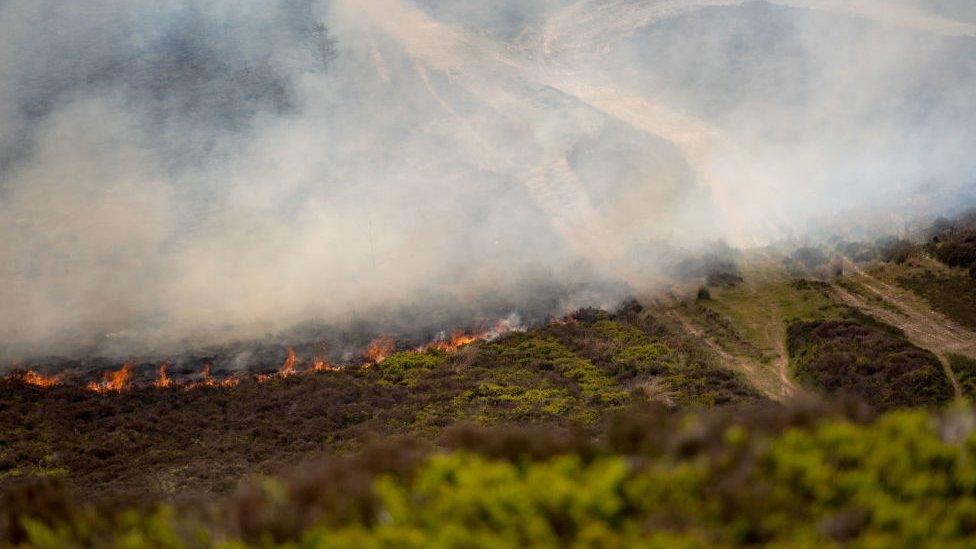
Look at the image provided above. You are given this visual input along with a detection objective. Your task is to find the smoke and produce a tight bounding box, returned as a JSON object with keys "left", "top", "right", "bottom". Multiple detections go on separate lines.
{"left": 1, "top": 0, "right": 974, "bottom": 360}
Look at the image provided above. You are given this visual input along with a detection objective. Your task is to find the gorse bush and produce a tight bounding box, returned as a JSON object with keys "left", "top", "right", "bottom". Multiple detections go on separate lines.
{"left": 376, "top": 349, "right": 446, "bottom": 386}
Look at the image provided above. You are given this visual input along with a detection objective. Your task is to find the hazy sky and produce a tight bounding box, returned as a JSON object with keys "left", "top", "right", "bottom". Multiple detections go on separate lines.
{"left": 1, "top": 0, "right": 974, "bottom": 360}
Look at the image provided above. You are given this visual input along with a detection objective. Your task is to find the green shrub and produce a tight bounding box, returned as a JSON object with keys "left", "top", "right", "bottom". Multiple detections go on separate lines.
{"left": 591, "top": 320, "right": 649, "bottom": 345}
{"left": 377, "top": 350, "right": 447, "bottom": 386}
{"left": 453, "top": 384, "right": 575, "bottom": 420}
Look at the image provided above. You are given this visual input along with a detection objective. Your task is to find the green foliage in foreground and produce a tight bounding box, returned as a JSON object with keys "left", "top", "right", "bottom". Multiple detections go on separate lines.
{"left": 9, "top": 403, "right": 976, "bottom": 548}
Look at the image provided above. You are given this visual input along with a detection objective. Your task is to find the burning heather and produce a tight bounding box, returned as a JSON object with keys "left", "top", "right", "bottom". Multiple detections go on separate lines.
{"left": 3, "top": 316, "right": 526, "bottom": 392}
{"left": 7, "top": 369, "right": 62, "bottom": 388}
{"left": 279, "top": 348, "right": 298, "bottom": 378}
{"left": 418, "top": 315, "right": 524, "bottom": 354}
{"left": 85, "top": 363, "right": 134, "bottom": 393}
{"left": 363, "top": 336, "right": 396, "bottom": 365}
{"left": 154, "top": 363, "right": 172, "bottom": 389}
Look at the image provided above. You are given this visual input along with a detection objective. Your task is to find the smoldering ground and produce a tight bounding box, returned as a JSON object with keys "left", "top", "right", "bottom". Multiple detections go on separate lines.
{"left": 1, "top": 0, "right": 974, "bottom": 362}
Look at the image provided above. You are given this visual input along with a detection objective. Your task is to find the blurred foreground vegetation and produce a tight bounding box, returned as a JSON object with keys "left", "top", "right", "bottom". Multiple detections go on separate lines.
{"left": 5, "top": 397, "right": 976, "bottom": 547}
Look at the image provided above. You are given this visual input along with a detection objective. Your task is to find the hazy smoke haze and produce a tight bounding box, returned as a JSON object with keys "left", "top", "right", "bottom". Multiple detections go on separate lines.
{"left": 1, "top": 0, "right": 974, "bottom": 360}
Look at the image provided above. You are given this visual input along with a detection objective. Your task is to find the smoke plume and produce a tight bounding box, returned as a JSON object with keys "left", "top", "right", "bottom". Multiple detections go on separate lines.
{"left": 1, "top": 0, "right": 974, "bottom": 360}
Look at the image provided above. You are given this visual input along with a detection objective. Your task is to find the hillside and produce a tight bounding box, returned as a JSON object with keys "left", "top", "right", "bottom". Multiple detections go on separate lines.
{"left": 3, "top": 213, "right": 976, "bottom": 546}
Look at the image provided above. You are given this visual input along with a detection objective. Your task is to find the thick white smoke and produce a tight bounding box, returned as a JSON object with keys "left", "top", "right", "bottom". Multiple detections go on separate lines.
{"left": 1, "top": 0, "right": 974, "bottom": 360}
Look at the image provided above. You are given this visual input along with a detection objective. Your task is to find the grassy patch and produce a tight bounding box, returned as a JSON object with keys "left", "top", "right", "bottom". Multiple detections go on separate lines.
{"left": 698, "top": 267, "right": 848, "bottom": 362}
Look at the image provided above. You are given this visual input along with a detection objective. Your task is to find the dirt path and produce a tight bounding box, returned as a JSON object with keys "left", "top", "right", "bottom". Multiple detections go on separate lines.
{"left": 764, "top": 302, "right": 797, "bottom": 401}
{"left": 666, "top": 307, "right": 796, "bottom": 401}
{"left": 832, "top": 264, "right": 976, "bottom": 396}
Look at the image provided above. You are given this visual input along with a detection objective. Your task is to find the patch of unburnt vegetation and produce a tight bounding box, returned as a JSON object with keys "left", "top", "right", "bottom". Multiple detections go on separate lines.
{"left": 875, "top": 237, "right": 916, "bottom": 264}
{"left": 928, "top": 215, "right": 976, "bottom": 273}
{"left": 9, "top": 399, "right": 976, "bottom": 548}
{"left": 833, "top": 239, "right": 879, "bottom": 263}
{"left": 786, "top": 246, "right": 829, "bottom": 271}
{"left": 896, "top": 272, "right": 976, "bottom": 329}
{"left": 542, "top": 305, "right": 761, "bottom": 407}
{"left": 787, "top": 315, "right": 953, "bottom": 409}
{"left": 706, "top": 265, "right": 743, "bottom": 288}
{"left": 932, "top": 229, "right": 976, "bottom": 271}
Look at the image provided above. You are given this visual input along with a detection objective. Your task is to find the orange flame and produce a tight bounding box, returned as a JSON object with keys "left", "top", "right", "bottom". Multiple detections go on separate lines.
{"left": 313, "top": 358, "right": 338, "bottom": 372}
{"left": 186, "top": 363, "right": 218, "bottom": 389}
{"left": 364, "top": 336, "right": 395, "bottom": 364}
{"left": 155, "top": 363, "right": 172, "bottom": 389}
{"left": 279, "top": 348, "right": 297, "bottom": 377}
{"left": 219, "top": 376, "right": 241, "bottom": 388}
{"left": 86, "top": 363, "right": 134, "bottom": 393}
{"left": 311, "top": 342, "right": 338, "bottom": 372}
{"left": 423, "top": 330, "right": 481, "bottom": 352}
{"left": 8, "top": 369, "right": 62, "bottom": 388}
{"left": 420, "top": 318, "right": 519, "bottom": 353}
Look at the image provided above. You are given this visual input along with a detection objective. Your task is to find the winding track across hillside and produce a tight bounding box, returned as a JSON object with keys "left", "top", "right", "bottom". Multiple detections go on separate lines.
{"left": 665, "top": 305, "right": 796, "bottom": 402}
{"left": 831, "top": 261, "right": 976, "bottom": 396}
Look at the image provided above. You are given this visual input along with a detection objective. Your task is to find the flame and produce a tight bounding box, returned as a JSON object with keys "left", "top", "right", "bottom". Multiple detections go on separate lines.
{"left": 7, "top": 317, "right": 523, "bottom": 391}
{"left": 280, "top": 347, "right": 298, "bottom": 377}
{"left": 419, "top": 318, "right": 521, "bottom": 353}
{"left": 311, "top": 342, "right": 337, "bottom": 372}
{"left": 186, "top": 363, "right": 218, "bottom": 389}
{"left": 364, "top": 336, "right": 395, "bottom": 364}
{"left": 155, "top": 363, "right": 172, "bottom": 389}
{"left": 313, "top": 358, "right": 339, "bottom": 372}
{"left": 425, "top": 330, "right": 481, "bottom": 352}
{"left": 86, "top": 363, "right": 134, "bottom": 393}
{"left": 8, "top": 369, "right": 62, "bottom": 388}
{"left": 219, "top": 376, "right": 241, "bottom": 388}
{"left": 255, "top": 347, "right": 303, "bottom": 382}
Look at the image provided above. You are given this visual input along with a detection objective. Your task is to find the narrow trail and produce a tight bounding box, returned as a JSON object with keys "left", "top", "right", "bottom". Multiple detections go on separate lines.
{"left": 764, "top": 302, "right": 797, "bottom": 401}
{"left": 662, "top": 253, "right": 800, "bottom": 401}
{"left": 740, "top": 254, "right": 798, "bottom": 401}
{"left": 665, "top": 307, "right": 795, "bottom": 401}
{"left": 831, "top": 264, "right": 976, "bottom": 396}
